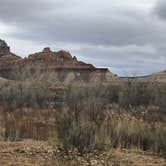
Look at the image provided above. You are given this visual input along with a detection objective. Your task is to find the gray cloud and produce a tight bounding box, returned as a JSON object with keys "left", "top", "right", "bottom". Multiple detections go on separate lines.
{"left": 0, "top": 0, "right": 161, "bottom": 46}
{"left": 71, "top": 44, "right": 166, "bottom": 76}
{"left": 0, "top": 0, "right": 166, "bottom": 76}
{"left": 153, "top": 0, "right": 166, "bottom": 19}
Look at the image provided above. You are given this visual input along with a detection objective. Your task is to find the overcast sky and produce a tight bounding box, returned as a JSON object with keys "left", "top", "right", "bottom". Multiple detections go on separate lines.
{"left": 0, "top": 0, "right": 166, "bottom": 76}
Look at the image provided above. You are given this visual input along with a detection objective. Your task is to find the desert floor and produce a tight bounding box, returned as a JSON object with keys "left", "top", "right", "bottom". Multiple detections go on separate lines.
{"left": 0, "top": 139, "right": 165, "bottom": 166}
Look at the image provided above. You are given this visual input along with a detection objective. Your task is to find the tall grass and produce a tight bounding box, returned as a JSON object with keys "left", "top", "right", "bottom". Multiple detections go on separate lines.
{"left": 0, "top": 107, "right": 56, "bottom": 141}
{"left": 0, "top": 104, "right": 165, "bottom": 155}
{"left": 55, "top": 105, "right": 166, "bottom": 155}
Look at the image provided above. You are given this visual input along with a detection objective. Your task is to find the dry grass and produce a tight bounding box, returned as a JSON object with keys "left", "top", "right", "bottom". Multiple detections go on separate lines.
{"left": 55, "top": 105, "right": 166, "bottom": 155}
{"left": 0, "top": 107, "right": 56, "bottom": 141}
{"left": 0, "top": 104, "right": 165, "bottom": 155}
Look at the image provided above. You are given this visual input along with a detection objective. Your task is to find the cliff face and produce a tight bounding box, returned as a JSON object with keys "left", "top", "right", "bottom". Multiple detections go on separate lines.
{"left": 0, "top": 40, "right": 112, "bottom": 83}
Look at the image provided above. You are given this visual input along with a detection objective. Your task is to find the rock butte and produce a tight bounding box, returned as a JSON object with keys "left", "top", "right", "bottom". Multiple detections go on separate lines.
{"left": 0, "top": 39, "right": 109, "bottom": 81}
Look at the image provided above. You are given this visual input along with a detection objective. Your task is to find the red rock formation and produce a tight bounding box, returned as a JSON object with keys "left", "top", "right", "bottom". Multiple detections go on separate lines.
{"left": 0, "top": 40, "right": 108, "bottom": 80}
{"left": 26, "top": 47, "right": 95, "bottom": 69}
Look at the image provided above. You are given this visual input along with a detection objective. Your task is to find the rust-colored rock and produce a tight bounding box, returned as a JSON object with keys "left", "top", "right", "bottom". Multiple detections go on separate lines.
{"left": 0, "top": 40, "right": 109, "bottom": 81}
{"left": 27, "top": 48, "right": 95, "bottom": 69}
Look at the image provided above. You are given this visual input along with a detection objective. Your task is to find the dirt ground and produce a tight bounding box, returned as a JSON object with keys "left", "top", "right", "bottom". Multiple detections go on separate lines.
{"left": 0, "top": 140, "right": 165, "bottom": 166}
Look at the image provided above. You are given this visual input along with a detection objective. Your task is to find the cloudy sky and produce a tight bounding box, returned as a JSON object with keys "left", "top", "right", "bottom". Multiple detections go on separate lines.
{"left": 0, "top": 0, "right": 166, "bottom": 76}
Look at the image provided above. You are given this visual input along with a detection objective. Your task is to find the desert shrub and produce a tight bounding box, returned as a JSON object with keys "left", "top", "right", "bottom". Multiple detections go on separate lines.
{"left": 53, "top": 83, "right": 166, "bottom": 154}
{"left": 0, "top": 81, "right": 49, "bottom": 108}
{"left": 55, "top": 106, "right": 166, "bottom": 155}
{"left": 0, "top": 77, "right": 165, "bottom": 155}
{"left": 0, "top": 108, "right": 56, "bottom": 141}
{"left": 0, "top": 78, "right": 165, "bottom": 112}
{"left": 55, "top": 110, "right": 97, "bottom": 154}
{"left": 66, "top": 82, "right": 166, "bottom": 112}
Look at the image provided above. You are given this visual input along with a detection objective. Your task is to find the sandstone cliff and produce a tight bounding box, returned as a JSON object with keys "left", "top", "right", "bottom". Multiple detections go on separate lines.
{"left": 0, "top": 39, "right": 116, "bottom": 83}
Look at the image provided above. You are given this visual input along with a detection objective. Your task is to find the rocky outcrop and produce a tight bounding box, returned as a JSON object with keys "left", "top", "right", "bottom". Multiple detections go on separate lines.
{"left": 0, "top": 39, "right": 10, "bottom": 56}
{"left": 0, "top": 40, "right": 111, "bottom": 82}
{"left": 26, "top": 47, "right": 95, "bottom": 69}
{"left": 0, "top": 39, "right": 23, "bottom": 78}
